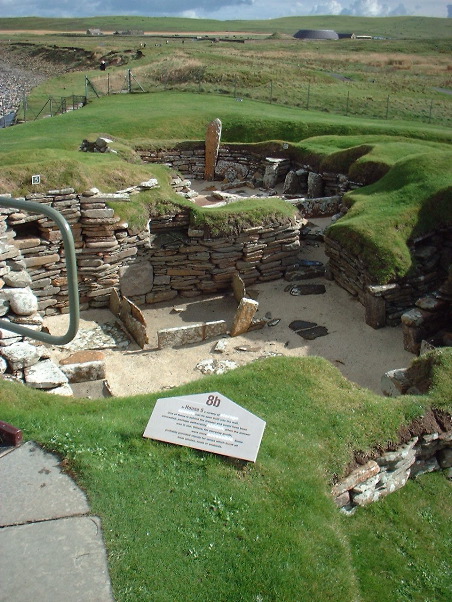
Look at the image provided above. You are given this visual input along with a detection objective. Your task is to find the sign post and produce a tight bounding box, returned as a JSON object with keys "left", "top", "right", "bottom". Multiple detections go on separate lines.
{"left": 143, "top": 392, "right": 266, "bottom": 462}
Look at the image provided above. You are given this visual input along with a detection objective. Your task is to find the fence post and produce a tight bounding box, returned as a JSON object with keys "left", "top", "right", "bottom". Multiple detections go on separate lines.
{"left": 428, "top": 99, "right": 433, "bottom": 123}
{"left": 385, "top": 95, "right": 390, "bottom": 119}
{"left": 306, "top": 83, "right": 310, "bottom": 110}
{"left": 346, "top": 90, "right": 350, "bottom": 116}
{"left": 85, "top": 76, "right": 88, "bottom": 100}
{"left": 108, "top": 73, "right": 110, "bottom": 95}
{"left": 49, "top": 97, "right": 53, "bottom": 117}
{"left": 128, "top": 70, "right": 132, "bottom": 93}
{"left": 23, "top": 91, "right": 27, "bottom": 122}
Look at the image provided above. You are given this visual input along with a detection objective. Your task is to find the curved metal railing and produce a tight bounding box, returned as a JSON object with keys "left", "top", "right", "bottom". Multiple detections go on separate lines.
{"left": 0, "top": 196, "right": 79, "bottom": 345}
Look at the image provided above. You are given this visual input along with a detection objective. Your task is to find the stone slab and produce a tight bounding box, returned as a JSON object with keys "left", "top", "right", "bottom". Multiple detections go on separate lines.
{"left": 24, "top": 359, "right": 69, "bottom": 389}
{"left": 0, "top": 516, "right": 114, "bottom": 601}
{"left": 0, "top": 441, "right": 89, "bottom": 526}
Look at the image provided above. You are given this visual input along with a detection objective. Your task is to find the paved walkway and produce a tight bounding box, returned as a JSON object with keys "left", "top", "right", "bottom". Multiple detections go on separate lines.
{"left": 0, "top": 441, "right": 114, "bottom": 601}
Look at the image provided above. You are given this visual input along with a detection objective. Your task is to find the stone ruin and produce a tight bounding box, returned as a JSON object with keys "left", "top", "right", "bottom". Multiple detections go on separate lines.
{"left": 0, "top": 124, "right": 450, "bottom": 507}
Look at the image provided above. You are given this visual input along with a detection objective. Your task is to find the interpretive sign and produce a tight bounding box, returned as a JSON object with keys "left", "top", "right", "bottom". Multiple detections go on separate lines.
{"left": 143, "top": 392, "right": 266, "bottom": 462}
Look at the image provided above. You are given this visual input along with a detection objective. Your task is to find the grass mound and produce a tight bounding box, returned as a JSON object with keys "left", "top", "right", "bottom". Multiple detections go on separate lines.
{"left": 326, "top": 149, "right": 452, "bottom": 283}
{"left": 0, "top": 351, "right": 451, "bottom": 601}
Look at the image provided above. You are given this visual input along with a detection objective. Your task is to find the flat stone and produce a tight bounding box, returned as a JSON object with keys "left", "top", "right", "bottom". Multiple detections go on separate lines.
{"left": 24, "top": 359, "right": 69, "bottom": 389}
{"left": 60, "top": 350, "right": 106, "bottom": 365}
{"left": 0, "top": 441, "right": 89, "bottom": 525}
{"left": 23, "top": 253, "right": 60, "bottom": 268}
{"left": 82, "top": 208, "right": 115, "bottom": 219}
{"left": 47, "top": 383, "right": 74, "bottom": 396}
{"left": 297, "top": 326, "right": 329, "bottom": 340}
{"left": 0, "top": 517, "right": 113, "bottom": 601}
{"left": 5, "top": 287, "right": 38, "bottom": 315}
{"left": 139, "top": 178, "right": 159, "bottom": 189}
{"left": 3, "top": 270, "right": 32, "bottom": 288}
{"left": 285, "top": 267, "right": 325, "bottom": 281}
{"left": 196, "top": 358, "right": 238, "bottom": 375}
{"left": 289, "top": 319, "right": 318, "bottom": 331}
{"left": 60, "top": 361, "right": 106, "bottom": 384}
{"left": 290, "top": 284, "right": 326, "bottom": 296}
{"left": 332, "top": 460, "right": 380, "bottom": 497}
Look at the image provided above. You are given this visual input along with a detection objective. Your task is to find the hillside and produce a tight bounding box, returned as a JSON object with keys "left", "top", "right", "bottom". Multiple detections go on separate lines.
{"left": 0, "top": 15, "right": 451, "bottom": 39}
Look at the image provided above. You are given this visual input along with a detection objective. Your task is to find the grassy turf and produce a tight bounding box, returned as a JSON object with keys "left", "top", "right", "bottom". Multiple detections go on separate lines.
{"left": 0, "top": 352, "right": 451, "bottom": 601}
{"left": 1, "top": 92, "right": 451, "bottom": 275}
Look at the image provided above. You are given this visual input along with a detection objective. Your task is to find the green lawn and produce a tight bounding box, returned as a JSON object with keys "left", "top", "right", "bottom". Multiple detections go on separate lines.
{"left": 0, "top": 353, "right": 451, "bottom": 601}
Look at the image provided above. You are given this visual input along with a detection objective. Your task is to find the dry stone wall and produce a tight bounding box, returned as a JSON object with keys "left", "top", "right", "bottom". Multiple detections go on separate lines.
{"left": 138, "top": 144, "right": 359, "bottom": 199}
{"left": 0, "top": 184, "right": 305, "bottom": 315}
{"left": 325, "top": 228, "right": 452, "bottom": 329}
{"left": 333, "top": 411, "right": 452, "bottom": 513}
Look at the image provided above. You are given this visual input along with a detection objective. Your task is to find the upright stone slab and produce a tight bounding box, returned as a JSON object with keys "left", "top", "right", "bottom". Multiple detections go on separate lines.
{"left": 364, "top": 291, "right": 386, "bottom": 329}
{"left": 230, "top": 297, "right": 259, "bottom": 336}
{"left": 204, "top": 118, "right": 222, "bottom": 181}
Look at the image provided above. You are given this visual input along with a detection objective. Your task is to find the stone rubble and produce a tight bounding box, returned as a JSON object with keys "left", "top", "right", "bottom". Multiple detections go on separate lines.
{"left": 333, "top": 428, "right": 451, "bottom": 514}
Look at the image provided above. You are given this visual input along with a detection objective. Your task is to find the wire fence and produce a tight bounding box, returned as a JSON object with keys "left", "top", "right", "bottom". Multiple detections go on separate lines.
{"left": 4, "top": 95, "right": 87, "bottom": 125}
{"left": 9, "top": 70, "right": 451, "bottom": 127}
{"left": 86, "top": 71, "right": 451, "bottom": 126}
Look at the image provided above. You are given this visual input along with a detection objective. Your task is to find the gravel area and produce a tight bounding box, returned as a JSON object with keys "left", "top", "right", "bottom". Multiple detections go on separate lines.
{"left": 0, "top": 46, "right": 52, "bottom": 117}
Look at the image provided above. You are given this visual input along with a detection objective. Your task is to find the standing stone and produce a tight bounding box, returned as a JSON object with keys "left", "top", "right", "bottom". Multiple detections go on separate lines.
{"left": 307, "top": 172, "right": 324, "bottom": 198}
{"left": 365, "top": 292, "right": 386, "bottom": 329}
{"left": 205, "top": 118, "right": 222, "bottom": 181}
{"left": 230, "top": 298, "right": 259, "bottom": 337}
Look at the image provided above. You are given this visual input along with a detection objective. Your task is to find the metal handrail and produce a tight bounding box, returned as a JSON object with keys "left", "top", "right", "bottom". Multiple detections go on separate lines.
{"left": 0, "top": 196, "right": 79, "bottom": 345}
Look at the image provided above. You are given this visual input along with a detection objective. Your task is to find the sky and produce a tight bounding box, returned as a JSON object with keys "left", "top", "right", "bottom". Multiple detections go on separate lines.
{"left": 0, "top": 1, "right": 450, "bottom": 20}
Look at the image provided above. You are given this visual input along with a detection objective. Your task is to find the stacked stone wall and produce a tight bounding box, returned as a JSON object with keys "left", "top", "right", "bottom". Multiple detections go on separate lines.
{"left": 333, "top": 424, "right": 452, "bottom": 513}
{"left": 1, "top": 188, "right": 304, "bottom": 315}
{"left": 325, "top": 228, "right": 452, "bottom": 328}
{"left": 138, "top": 145, "right": 359, "bottom": 198}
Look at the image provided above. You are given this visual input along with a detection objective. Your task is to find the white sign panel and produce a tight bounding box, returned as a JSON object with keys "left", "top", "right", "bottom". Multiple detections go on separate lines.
{"left": 31, "top": 174, "right": 41, "bottom": 185}
{"left": 143, "top": 392, "right": 266, "bottom": 462}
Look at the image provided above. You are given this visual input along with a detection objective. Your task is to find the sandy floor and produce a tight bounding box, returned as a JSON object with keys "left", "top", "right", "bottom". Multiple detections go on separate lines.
{"left": 44, "top": 219, "right": 413, "bottom": 398}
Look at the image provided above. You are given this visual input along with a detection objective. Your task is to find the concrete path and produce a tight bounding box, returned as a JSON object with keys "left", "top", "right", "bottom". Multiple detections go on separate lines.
{"left": 0, "top": 441, "right": 114, "bottom": 601}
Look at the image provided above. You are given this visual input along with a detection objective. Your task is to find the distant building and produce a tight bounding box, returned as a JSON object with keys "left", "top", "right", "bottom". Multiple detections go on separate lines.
{"left": 294, "top": 29, "right": 339, "bottom": 40}
{"left": 86, "top": 29, "right": 103, "bottom": 36}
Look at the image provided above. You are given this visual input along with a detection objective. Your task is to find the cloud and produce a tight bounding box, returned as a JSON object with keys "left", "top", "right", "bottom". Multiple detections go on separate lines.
{"left": 310, "top": 2, "right": 343, "bottom": 15}
{"left": 340, "top": 1, "right": 390, "bottom": 16}
{"left": 0, "top": 0, "right": 446, "bottom": 20}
